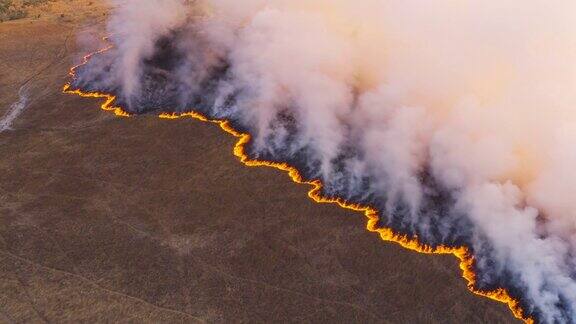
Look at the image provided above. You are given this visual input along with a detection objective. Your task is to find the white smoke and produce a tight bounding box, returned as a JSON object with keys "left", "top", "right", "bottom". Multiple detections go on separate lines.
{"left": 74, "top": 0, "right": 576, "bottom": 321}
{"left": 107, "top": 0, "right": 189, "bottom": 104}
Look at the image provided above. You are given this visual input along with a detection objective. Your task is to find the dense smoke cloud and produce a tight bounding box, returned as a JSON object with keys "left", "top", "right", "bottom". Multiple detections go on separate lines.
{"left": 71, "top": 0, "right": 576, "bottom": 321}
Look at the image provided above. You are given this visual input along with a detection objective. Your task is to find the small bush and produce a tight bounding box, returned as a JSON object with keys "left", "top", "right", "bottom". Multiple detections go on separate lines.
{"left": 0, "top": 0, "right": 12, "bottom": 14}
{"left": 22, "top": 0, "right": 47, "bottom": 6}
{"left": 7, "top": 8, "right": 25, "bottom": 19}
{"left": 0, "top": 0, "right": 46, "bottom": 22}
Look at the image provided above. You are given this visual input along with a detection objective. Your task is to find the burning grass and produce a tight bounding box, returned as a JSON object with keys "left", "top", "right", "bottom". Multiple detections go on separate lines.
{"left": 63, "top": 46, "right": 534, "bottom": 324}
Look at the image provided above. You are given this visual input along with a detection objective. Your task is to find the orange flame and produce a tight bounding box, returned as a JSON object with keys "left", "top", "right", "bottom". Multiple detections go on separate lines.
{"left": 159, "top": 111, "right": 533, "bottom": 324}
{"left": 64, "top": 48, "right": 534, "bottom": 324}
{"left": 63, "top": 43, "right": 131, "bottom": 118}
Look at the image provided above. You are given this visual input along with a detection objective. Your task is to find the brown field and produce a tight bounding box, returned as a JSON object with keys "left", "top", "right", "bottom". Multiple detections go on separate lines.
{"left": 0, "top": 1, "right": 518, "bottom": 322}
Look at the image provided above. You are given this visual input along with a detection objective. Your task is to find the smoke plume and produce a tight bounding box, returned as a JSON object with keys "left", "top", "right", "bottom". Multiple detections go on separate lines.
{"left": 70, "top": 1, "right": 576, "bottom": 321}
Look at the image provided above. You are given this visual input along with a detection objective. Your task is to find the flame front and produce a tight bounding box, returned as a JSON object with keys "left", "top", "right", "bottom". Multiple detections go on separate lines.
{"left": 63, "top": 47, "right": 532, "bottom": 323}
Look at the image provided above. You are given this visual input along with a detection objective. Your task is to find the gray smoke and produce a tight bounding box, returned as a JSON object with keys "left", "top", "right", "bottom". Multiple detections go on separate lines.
{"left": 71, "top": 1, "right": 576, "bottom": 322}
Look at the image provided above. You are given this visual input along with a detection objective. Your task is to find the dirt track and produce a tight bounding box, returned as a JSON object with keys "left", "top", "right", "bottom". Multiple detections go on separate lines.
{"left": 0, "top": 1, "right": 518, "bottom": 322}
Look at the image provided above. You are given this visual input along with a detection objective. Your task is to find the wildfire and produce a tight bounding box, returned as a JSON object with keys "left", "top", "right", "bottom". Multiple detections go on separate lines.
{"left": 159, "top": 111, "right": 533, "bottom": 324}
{"left": 65, "top": 51, "right": 534, "bottom": 324}
{"left": 62, "top": 43, "right": 132, "bottom": 118}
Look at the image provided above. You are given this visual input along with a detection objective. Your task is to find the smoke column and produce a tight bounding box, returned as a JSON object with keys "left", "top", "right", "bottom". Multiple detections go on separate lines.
{"left": 69, "top": 1, "right": 576, "bottom": 322}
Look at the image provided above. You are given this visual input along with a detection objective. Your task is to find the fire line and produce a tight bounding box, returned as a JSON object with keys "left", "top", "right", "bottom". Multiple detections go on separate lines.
{"left": 63, "top": 47, "right": 534, "bottom": 324}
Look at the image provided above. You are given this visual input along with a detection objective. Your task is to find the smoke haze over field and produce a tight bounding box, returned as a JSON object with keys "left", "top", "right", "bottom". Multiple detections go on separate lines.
{"left": 71, "top": 0, "right": 576, "bottom": 321}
